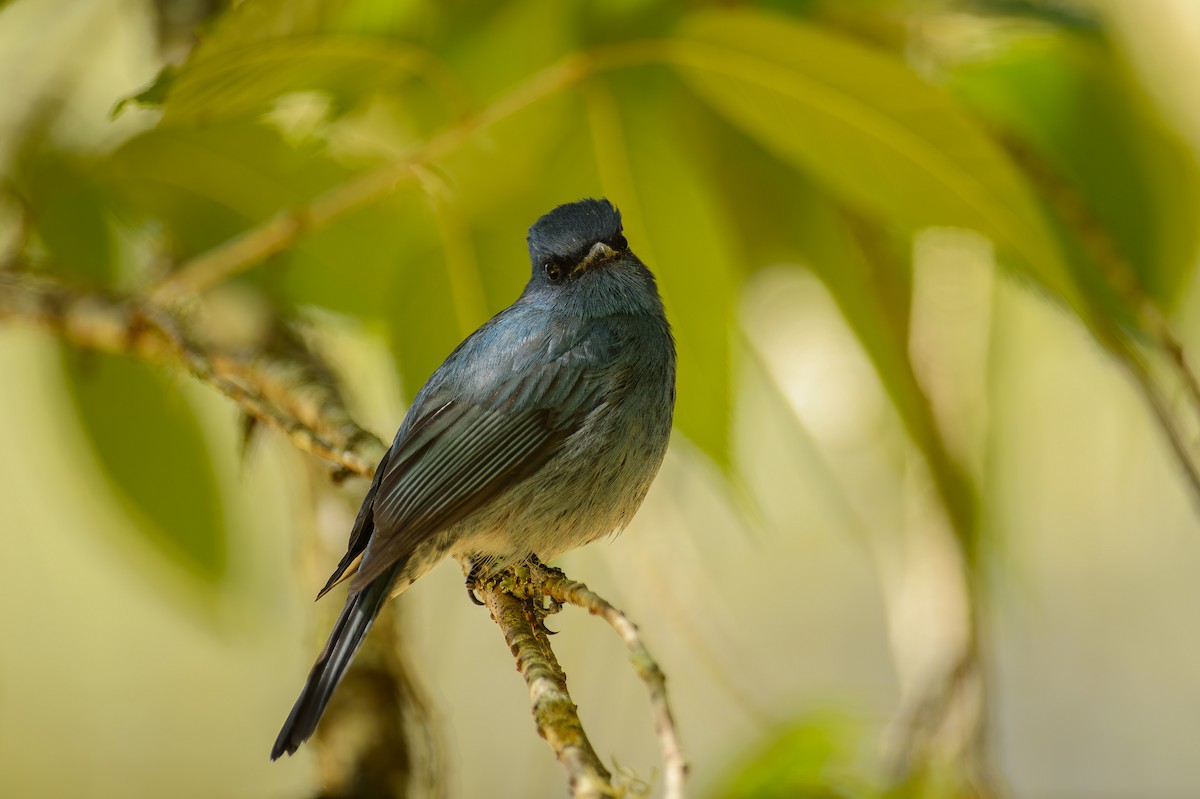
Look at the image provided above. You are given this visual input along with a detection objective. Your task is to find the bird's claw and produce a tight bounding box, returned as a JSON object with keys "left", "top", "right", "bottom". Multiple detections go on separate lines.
{"left": 533, "top": 593, "right": 563, "bottom": 635}
{"left": 464, "top": 561, "right": 487, "bottom": 606}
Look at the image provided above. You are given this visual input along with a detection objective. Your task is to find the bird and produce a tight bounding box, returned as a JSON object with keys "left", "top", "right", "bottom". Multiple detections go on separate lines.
{"left": 271, "top": 197, "right": 676, "bottom": 759}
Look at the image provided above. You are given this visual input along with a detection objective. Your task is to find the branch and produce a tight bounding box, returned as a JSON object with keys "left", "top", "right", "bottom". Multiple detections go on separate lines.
{"left": 1001, "top": 136, "right": 1200, "bottom": 504}
{"left": 532, "top": 566, "right": 688, "bottom": 799}
{"left": 480, "top": 577, "right": 616, "bottom": 799}
{"left": 885, "top": 647, "right": 999, "bottom": 799}
{"left": 478, "top": 562, "right": 687, "bottom": 799}
{"left": 0, "top": 272, "right": 385, "bottom": 476}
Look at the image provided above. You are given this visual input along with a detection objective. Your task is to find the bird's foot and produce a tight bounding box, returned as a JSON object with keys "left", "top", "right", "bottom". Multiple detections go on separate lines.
{"left": 525, "top": 556, "right": 565, "bottom": 635}
{"left": 533, "top": 594, "right": 564, "bottom": 636}
{"left": 527, "top": 554, "right": 567, "bottom": 583}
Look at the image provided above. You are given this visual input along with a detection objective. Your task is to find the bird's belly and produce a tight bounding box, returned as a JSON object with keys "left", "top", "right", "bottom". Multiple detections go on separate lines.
{"left": 446, "top": 394, "right": 670, "bottom": 569}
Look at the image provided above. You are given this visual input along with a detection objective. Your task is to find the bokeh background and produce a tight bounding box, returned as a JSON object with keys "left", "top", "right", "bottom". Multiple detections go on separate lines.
{"left": 2, "top": 0, "right": 1200, "bottom": 797}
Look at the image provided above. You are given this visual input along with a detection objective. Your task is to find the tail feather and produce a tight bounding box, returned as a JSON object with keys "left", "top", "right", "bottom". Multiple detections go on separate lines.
{"left": 270, "top": 566, "right": 397, "bottom": 760}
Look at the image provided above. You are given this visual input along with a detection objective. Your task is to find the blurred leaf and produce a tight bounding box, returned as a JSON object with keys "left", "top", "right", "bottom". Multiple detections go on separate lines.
{"left": 283, "top": 192, "right": 419, "bottom": 320}
{"left": 185, "top": 0, "right": 336, "bottom": 52}
{"left": 693, "top": 109, "right": 978, "bottom": 545}
{"left": 948, "top": 32, "right": 1200, "bottom": 310}
{"left": 389, "top": 110, "right": 598, "bottom": 399}
{"left": 17, "top": 151, "right": 116, "bottom": 284}
{"left": 441, "top": 0, "right": 574, "bottom": 100}
{"left": 441, "top": 91, "right": 579, "bottom": 227}
{"left": 103, "top": 122, "right": 349, "bottom": 261}
{"left": 673, "top": 8, "right": 1079, "bottom": 311}
{"left": 280, "top": 186, "right": 467, "bottom": 399}
{"left": 707, "top": 714, "right": 876, "bottom": 799}
{"left": 336, "top": 0, "right": 426, "bottom": 36}
{"left": 592, "top": 70, "right": 739, "bottom": 468}
{"left": 62, "top": 351, "right": 228, "bottom": 585}
{"left": 437, "top": 0, "right": 580, "bottom": 222}
{"left": 111, "top": 65, "right": 178, "bottom": 117}
{"left": 962, "top": 0, "right": 1101, "bottom": 30}
{"left": 160, "top": 37, "right": 443, "bottom": 127}
{"left": 688, "top": 96, "right": 925, "bottom": 445}
{"left": 388, "top": 204, "right": 473, "bottom": 397}
{"left": 131, "top": 0, "right": 463, "bottom": 129}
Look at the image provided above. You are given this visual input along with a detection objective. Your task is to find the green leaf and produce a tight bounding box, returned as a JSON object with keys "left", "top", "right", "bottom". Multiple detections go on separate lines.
{"left": 963, "top": 0, "right": 1101, "bottom": 30}
{"left": 124, "top": 0, "right": 462, "bottom": 128}
{"left": 672, "top": 8, "right": 1079, "bottom": 311}
{"left": 948, "top": 32, "right": 1200, "bottom": 310}
{"left": 708, "top": 713, "right": 877, "bottom": 799}
{"left": 62, "top": 351, "right": 228, "bottom": 585}
{"left": 441, "top": 0, "right": 575, "bottom": 100}
{"left": 17, "top": 150, "right": 116, "bottom": 284}
{"left": 591, "top": 70, "right": 740, "bottom": 468}
{"left": 103, "top": 122, "right": 349, "bottom": 261}
{"left": 160, "top": 36, "right": 443, "bottom": 127}
{"left": 283, "top": 191, "right": 423, "bottom": 321}
{"left": 387, "top": 219, "right": 473, "bottom": 397}
{"left": 388, "top": 91, "right": 606, "bottom": 399}
{"left": 281, "top": 188, "right": 469, "bottom": 398}
{"left": 111, "top": 65, "right": 178, "bottom": 118}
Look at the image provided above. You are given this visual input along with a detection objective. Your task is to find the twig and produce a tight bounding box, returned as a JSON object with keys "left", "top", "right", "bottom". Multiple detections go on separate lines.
{"left": 146, "top": 42, "right": 665, "bottom": 305}
{"left": 1001, "top": 136, "right": 1200, "bottom": 504}
{"left": 478, "top": 576, "right": 616, "bottom": 799}
{"left": 840, "top": 208, "right": 981, "bottom": 557}
{"left": 885, "top": 646, "right": 999, "bottom": 799}
{"left": 0, "top": 273, "right": 385, "bottom": 476}
{"left": 528, "top": 563, "right": 688, "bottom": 799}
{"left": 1002, "top": 136, "right": 1200, "bottom": 406}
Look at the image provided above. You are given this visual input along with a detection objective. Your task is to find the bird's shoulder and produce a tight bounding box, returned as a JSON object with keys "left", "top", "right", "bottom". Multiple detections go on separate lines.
{"left": 437, "top": 307, "right": 627, "bottom": 390}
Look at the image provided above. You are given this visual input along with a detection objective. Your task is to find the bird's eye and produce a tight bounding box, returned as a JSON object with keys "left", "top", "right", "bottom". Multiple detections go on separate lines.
{"left": 611, "top": 233, "right": 628, "bottom": 250}
{"left": 543, "top": 262, "right": 563, "bottom": 283}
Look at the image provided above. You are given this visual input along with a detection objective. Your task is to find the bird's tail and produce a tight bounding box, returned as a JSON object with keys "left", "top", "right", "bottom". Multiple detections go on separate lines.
{"left": 270, "top": 564, "right": 398, "bottom": 760}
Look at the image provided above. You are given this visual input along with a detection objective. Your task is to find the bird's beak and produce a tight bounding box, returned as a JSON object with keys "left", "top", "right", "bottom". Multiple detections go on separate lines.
{"left": 572, "top": 241, "right": 617, "bottom": 275}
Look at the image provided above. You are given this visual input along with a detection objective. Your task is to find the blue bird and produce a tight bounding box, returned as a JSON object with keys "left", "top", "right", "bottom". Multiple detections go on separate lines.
{"left": 272, "top": 198, "right": 676, "bottom": 759}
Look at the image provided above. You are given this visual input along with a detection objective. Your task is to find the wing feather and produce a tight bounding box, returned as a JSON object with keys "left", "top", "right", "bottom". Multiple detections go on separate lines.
{"left": 347, "top": 353, "right": 609, "bottom": 590}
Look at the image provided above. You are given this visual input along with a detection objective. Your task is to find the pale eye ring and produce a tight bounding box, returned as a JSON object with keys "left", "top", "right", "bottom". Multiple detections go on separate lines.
{"left": 543, "top": 262, "right": 563, "bottom": 283}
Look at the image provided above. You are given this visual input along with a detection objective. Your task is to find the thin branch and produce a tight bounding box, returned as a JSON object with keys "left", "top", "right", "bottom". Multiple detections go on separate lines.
{"left": 527, "top": 563, "right": 688, "bottom": 799}
{"left": 885, "top": 648, "right": 999, "bottom": 799}
{"left": 1001, "top": 136, "right": 1200, "bottom": 503}
{"left": 1002, "top": 136, "right": 1200, "bottom": 405}
{"left": 146, "top": 42, "right": 665, "bottom": 305}
{"left": 0, "top": 273, "right": 385, "bottom": 476}
{"left": 1097, "top": 322, "right": 1200, "bottom": 504}
{"left": 478, "top": 576, "right": 616, "bottom": 799}
{"left": 840, "top": 208, "right": 981, "bottom": 557}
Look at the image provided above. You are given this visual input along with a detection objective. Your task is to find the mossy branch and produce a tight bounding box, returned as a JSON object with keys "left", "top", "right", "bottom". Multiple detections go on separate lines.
{"left": 478, "top": 561, "right": 687, "bottom": 799}
{"left": 0, "top": 272, "right": 385, "bottom": 477}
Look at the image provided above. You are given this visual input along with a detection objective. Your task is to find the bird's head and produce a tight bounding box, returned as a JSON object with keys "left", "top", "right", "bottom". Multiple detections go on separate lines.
{"left": 523, "top": 198, "right": 661, "bottom": 315}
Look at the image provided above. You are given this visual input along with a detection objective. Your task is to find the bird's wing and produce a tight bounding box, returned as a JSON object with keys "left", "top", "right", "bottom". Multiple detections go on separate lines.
{"left": 347, "top": 328, "right": 616, "bottom": 590}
